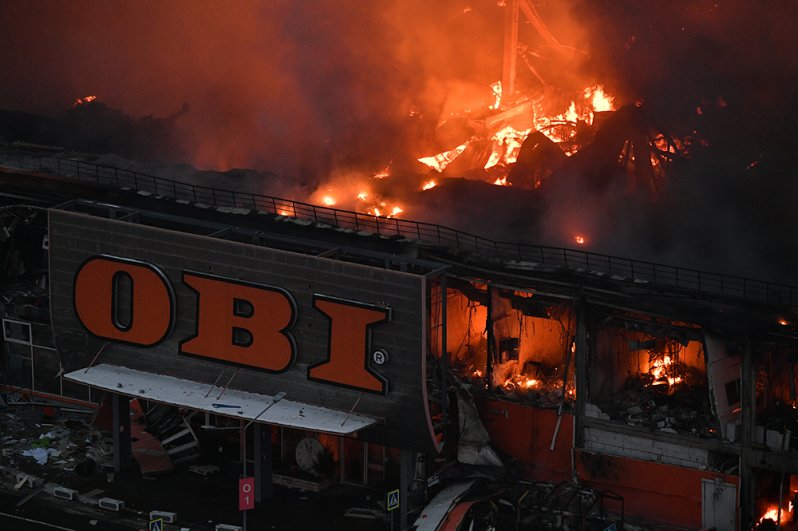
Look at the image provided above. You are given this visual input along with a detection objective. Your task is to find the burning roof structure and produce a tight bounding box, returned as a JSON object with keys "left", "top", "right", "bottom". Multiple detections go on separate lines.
{"left": 2, "top": 1, "right": 798, "bottom": 529}
{"left": 1, "top": 1, "right": 797, "bottom": 282}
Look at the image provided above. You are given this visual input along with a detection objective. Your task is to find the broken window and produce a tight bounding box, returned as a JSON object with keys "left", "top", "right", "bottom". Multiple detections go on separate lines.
{"left": 435, "top": 278, "right": 575, "bottom": 406}
{"left": 590, "top": 314, "right": 716, "bottom": 438}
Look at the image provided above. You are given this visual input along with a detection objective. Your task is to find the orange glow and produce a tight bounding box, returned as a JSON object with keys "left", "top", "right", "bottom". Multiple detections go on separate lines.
{"left": 73, "top": 95, "right": 97, "bottom": 107}
{"left": 421, "top": 179, "right": 437, "bottom": 190}
{"left": 322, "top": 195, "right": 336, "bottom": 206}
{"left": 574, "top": 235, "right": 586, "bottom": 245}
{"left": 779, "top": 319, "right": 789, "bottom": 326}
{"left": 373, "top": 165, "right": 391, "bottom": 179}
{"left": 357, "top": 191, "right": 368, "bottom": 201}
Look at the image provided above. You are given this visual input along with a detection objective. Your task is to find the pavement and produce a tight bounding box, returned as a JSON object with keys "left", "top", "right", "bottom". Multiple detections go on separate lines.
{"left": 0, "top": 400, "right": 393, "bottom": 530}
{"left": 1, "top": 457, "right": 393, "bottom": 530}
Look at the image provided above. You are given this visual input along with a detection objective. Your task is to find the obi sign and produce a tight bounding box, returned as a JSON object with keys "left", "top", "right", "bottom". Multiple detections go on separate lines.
{"left": 73, "top": 255, "right": 391, "bottom": 394}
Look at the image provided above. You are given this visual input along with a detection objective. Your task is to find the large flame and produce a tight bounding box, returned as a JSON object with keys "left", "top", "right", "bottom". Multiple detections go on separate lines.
{"left": 309, "top": 169, "right": 408, "bottom": 220}
{"left": 418, "top": 83, "right": 617, "bottom": 178}
{"left": 418, "top": 142, "right": 469, "bottom": 173}
{"left": 759, "top": 504, "right": 791, "bottom": 525}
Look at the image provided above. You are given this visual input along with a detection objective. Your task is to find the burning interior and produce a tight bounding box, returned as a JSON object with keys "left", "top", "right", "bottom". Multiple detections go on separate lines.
{"left": 431, "top": 279, "right": 717, "bottom": 432}
{"left": 432, "top": 279, "right": 576, "bottom": 405}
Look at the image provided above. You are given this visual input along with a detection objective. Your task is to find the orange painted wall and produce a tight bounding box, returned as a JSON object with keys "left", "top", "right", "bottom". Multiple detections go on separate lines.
{"left": 575, "top": 450, "right": 739, "bottom": 527}
{"left": 476, "top": 397, "right": 740, "bottom": 527}
{"left": 476, "top": 398, "right": 573, "bottom": 484}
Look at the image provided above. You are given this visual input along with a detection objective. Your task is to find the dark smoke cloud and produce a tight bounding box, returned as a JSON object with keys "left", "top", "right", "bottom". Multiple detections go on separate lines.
{"left": 0, "top": 0, "right": 506, "bottom": 178}
{"left": 2, "top": 1, "right": 797, "bottom": 282}
{"left": 542, "top": 0, "right": 798, "bottom": 282}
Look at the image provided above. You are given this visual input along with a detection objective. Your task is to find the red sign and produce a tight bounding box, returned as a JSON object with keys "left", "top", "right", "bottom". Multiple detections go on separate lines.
{"left": 239, "top": 477, "right": 255, "bottom": 510}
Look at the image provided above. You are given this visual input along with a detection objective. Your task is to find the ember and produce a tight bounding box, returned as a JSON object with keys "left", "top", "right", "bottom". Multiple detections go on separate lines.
{"left": 72, "top": 94, "right": 97, "bottom": 107}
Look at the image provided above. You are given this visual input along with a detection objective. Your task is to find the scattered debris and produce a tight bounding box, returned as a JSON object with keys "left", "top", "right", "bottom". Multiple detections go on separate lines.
{"left": 189, "top": 464, "right": 220, "bottom": 476}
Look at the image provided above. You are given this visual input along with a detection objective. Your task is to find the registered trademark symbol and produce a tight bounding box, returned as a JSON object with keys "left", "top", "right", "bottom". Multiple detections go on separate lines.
{"left": 372, "top": 349, "right": 388, "bottom": 365}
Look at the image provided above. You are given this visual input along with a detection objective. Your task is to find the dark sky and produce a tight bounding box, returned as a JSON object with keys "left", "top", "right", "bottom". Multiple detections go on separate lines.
{"left": 0, "top": 1, "right": 513, "bottom": 173}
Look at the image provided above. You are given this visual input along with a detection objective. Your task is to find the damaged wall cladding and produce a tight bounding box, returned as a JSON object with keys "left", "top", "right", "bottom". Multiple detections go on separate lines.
{"left": 433, "top": 274, "right": 760, "bottom": 526}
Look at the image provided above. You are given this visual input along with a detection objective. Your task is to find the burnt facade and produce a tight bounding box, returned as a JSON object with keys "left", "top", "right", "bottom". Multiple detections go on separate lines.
{"left": 1, "top": 163, "right": 798, "bottom": 529}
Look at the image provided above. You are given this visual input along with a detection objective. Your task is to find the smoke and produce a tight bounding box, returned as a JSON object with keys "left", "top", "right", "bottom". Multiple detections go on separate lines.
{"left": 2, "top": 1, "right": 796, "bottom": 281}
{"left": 555, "top": 1, "right": 798, "bottom": 281}
{"left": 0, "top": 1, "right": 507, "bottom": 178}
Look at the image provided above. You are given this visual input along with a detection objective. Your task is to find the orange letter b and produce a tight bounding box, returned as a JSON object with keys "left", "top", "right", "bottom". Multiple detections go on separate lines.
{"left": 179, "top": 272, "right": 296, "bottom": 372}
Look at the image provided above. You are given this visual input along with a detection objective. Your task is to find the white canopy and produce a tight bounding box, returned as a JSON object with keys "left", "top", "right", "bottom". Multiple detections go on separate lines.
{"left": 65, "top": 363, "right": 379, "bottom": 435}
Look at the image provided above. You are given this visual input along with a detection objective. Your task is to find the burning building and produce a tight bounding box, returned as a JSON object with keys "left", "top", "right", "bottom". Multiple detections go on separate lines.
{"left": 2, "top": 1, "right": 798, "bottom": 529}
{"left": 0, "top": 144, "right": 797, "bottom": 528}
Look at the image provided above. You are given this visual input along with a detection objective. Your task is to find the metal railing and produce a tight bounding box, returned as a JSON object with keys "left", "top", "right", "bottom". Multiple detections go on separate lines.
{"left": 2, "top": 146, "right": 795, "bottom": 307}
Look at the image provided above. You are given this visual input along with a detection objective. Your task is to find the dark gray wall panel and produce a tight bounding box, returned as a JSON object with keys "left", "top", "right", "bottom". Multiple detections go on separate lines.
{"left": 49, "top": 209, "right": 435, "bottom": 451}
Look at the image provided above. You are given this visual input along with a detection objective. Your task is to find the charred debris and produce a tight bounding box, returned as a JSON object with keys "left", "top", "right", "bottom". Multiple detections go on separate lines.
{"left": 0, "top": 97, "right": 188, "bottom": 162}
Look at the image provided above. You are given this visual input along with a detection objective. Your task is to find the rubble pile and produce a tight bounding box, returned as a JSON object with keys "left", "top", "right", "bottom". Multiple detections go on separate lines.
{"left": 456, "top": 363, "right": 575, "bottom": 408}
{"left": 0, "top": 398, "right": 113, "bottom": 484}
{"left": 431, "top": 479, "right": 629, "bottom": 530}
{"left": 596, "top": 383, "right": 718, "bottom": 438}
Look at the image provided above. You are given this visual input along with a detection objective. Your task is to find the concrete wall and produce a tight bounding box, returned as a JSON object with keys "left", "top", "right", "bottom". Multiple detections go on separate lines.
{"left": 584, "top": 425, "right": 709, "bottom": 469}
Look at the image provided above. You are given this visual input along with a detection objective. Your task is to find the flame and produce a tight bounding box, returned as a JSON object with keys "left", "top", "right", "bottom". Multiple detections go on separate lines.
{"left": 321, "top": 195, "right": 336, "bottom": 206}
{"left": 417, "top": 83, "right": 616, "bottom": 184}
{"left": 422, "top": 179, "right": 437, "bottom": 190}
{"left": 489, "top": 81, "right": 502, "bottom": 110}
{"left": 418, "top": 142, "right": 468, "bottom": 172}
{"left": 484, "top": 125, "right": 532, "bottom": 170}
{"left": 493, "top": 176, "right": 509, "bottom": 186}
{"left": 373, "top": 165, "right": 391, "bottom": 179}
{"left": 368, "top": 203, "right": 404, "bottom": 218}
{"left": 564, "top": 101, "right": 578, "bottom": 123}
{"left": 535, "top": 84, "right": 616, "bottom": 149}
{"left": 759, "top": 504, "right": 791, "bottom": 525}
{"left": 73, "top": 95, "right": 97, "bottom": 107}
{"left": 586, "top": 85, "right": 614, "bottom": 113}
{"left": 357, "top": 191, "right": 369, "bottom": 201}
{"left": 574, "top": 235, "right": 586, "bottom": 245}
{"left": 649, "top": 355, "right": 683, "bottom": 386}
